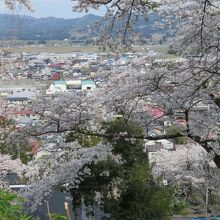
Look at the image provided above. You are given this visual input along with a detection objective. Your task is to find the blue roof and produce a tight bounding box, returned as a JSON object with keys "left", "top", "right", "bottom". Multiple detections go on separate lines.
{"left": 53, "top": 80, "right": 67, "bottom": 85}
{"left": 81, "top": 80, "right": 95, "bottom": 86}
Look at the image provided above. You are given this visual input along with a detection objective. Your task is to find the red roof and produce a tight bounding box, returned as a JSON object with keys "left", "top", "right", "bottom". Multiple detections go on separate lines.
{"left": 49, "top": 63, "right": 62, "bottom": 68}
{"left": 15, "top": 110, "right": 33, "bottom": 115}
{"left": 52, "top": 72, "right": 60, "bottom": 80}
{"left": 145, "top": 105, "right": 163, "bottom": 118}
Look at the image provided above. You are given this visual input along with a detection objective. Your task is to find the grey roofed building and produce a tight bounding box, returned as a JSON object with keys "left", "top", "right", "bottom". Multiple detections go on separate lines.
{"left": 5, "top": 97, "right": 30, "bottom": 102}
{"left": 145, "top": 144, "right": 163, "bottom": 152}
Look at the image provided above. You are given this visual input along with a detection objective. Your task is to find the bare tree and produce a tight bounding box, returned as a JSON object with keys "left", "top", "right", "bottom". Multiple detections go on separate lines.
{"left": 2, "top": 0, "right": 32, "bottom": 11}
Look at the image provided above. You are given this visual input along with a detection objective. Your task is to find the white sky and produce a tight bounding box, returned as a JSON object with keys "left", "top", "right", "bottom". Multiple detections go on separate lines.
{"left": 0, "top": 0, "right": 106, "bottom": 18}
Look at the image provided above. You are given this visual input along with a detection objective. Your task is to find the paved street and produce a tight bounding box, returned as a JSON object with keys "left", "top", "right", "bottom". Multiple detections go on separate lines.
{"left": 172, "top": 217, "right": 192, "bottom": 220}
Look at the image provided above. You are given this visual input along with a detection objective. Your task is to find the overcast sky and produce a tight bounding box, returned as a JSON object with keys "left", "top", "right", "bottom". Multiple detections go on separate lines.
{"left": 0, "top": 0, "right": 105, "bottom": 18}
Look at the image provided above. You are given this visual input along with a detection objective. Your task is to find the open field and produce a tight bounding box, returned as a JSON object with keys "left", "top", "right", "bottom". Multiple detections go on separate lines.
{"left": 0, "top": 79, "right": 49, "bottom": 88}
{"left": 3, "top": 45, "right": 102, "bottom": 54}
{"left": 147, "top": 44, "right": 170, "bottom": 53}
{"left": 2, "top": 43, "right": 178, "bottom": 58}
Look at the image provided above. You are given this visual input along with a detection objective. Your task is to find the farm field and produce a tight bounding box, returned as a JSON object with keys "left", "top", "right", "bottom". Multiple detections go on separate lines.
{"left": 3, "top": 45, "right": 102, "bottom": 53}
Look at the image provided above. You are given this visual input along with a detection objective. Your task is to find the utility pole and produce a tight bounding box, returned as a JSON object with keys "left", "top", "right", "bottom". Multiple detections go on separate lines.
{"left": 205, "top": 183, "right": 209, "bottom": 216}
{"left": 64, "top": 202, "right": 72, "bottom": 220}
{"left": 204, "top": 160, "right": 210, "bottom": 217}
{"left": 46, "top": 200, "right": 52, "bottom": 220}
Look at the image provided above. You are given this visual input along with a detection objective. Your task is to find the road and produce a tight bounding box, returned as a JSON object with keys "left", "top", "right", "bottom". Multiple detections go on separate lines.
{"left": 172, "top": 217, "right": 192, "bottom": 220}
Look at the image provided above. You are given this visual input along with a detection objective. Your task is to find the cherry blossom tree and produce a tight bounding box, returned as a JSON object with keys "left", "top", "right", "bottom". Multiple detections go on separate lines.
{"left": 69, "top": 0, "right": 220, "bottom": 166}
{"left": 152, "top": 144, "right": 220, "bottom": 212}
{"left": 23, "top": 142, "right": 112, "bottom": 212}
{"left": 152, "top": 144, "right": 214, "bottom": 185}
{"left": 14, "top": 0, "right": 220, "bottom": 214}
{"left": 2, "top": 0, "right": 32, "bottom": 11}
{"left": 0, "top": 153, "right": 25, "bottom": 188}
{"left": 73, "top": 0, "right": 159, "bottom": 47}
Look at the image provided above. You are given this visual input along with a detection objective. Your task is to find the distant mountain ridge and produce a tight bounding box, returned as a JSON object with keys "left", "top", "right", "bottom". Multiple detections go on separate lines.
{"left": 0, "top": 13, "right": 171, "bottom": 41}
{"left": 0, "top": 14, "right": 101, "bottom": 40}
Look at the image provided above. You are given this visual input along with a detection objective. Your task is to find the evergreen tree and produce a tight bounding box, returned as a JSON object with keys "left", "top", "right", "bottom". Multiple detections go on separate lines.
{"left": 71, "top": 118, "right": 173, "bottom": 220}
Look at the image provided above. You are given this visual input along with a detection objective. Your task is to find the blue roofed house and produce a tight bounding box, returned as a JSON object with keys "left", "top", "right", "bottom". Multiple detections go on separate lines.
{"left": 46, "top": 80, "right": 96, "bottom": 95}
{"left": 81, "top": 80, "right": 96, "bottom": 91}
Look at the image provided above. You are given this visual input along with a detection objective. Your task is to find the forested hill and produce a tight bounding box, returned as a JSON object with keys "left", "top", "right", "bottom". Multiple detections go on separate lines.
{"left": 0, "top": 13, "right": 172, "bottom": 41}
{"left": 0, "top": 14, "right": 101, "bottom": 40}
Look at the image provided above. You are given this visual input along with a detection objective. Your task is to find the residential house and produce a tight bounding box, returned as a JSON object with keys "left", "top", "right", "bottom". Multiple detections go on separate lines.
{"left": 81, "top": 80, "right": 96, "bottom": 91}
